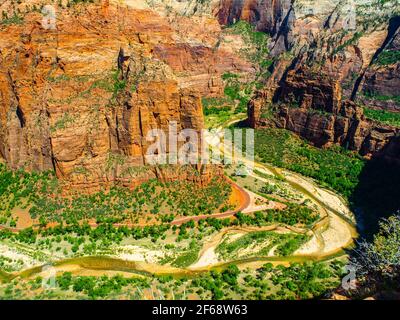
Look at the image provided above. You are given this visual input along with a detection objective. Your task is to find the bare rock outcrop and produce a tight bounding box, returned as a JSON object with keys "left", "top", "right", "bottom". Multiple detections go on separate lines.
{"left": 0, "top": 1, "right": 226, "bottom": 189}
{"left": 245, "top": 0, "right": 400, "bottom": 161}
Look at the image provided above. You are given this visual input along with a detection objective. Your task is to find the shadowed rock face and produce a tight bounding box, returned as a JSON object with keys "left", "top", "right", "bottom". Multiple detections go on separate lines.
{"left": 360, "top": 17, "right": 400, "bottom": 112}
{"left": 216, "top": 0, "right": 292, "bottom": 34}
{"left": 216, "top": 0, "right": 293, "bottom": 54}
{"left": 249, "top": 66, "right": 400, "bottom": 159}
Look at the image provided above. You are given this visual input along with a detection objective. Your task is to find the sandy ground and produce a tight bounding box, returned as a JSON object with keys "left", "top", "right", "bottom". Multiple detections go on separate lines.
{"left": 251, "top": 166, "right": 276, "bottom": 177}
{"left": 320, "top": 214, "right": 354, "bottom": 254}
{"left": 283, "top": 171, "right": 355, "bottom": 223}
{"left": 14, "top": 207, "right": 34, "bottom": 229}
{"left": 189, "top": 246, "right": 219, "bottom": 269}
{"left": 242, "top": 190, "right": 285, "bottom": 214}
{"left": 0, "top": 243, "right": 39, "bottom": 269}
{"left": 223, "top": 232, "right": 246, "bottom": 243}
{"left": 188, "top": 226, "right": 295, "bottom": 270}
{"left": 268, "top": 245, "right": 278, "bottom": 257}
{"left": 114, "top": 245, "right": 165, "bottom": 264}
{"left": 279, "top": 170, "right": 356, "bottom": 256}
{"left": 26, "top": 261, "right": 182, "bottom": 280}
{"left": 117, "top": 0, "right": 150, "bottom": 9}
{"left": 294, "top": 233, "right": 322, "bottom": 255}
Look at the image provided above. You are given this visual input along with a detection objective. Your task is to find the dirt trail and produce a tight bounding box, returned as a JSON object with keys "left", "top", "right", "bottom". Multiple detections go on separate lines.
{"left": 170, "top": 178, "right": 251, "bottom": 225}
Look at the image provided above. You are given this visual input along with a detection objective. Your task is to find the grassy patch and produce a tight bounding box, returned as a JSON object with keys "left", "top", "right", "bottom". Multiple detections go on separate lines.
{"left": 363, "top": 107, "right": 400, "bottom": 127}
{"left": 50, "top": 113, "right": 76, "bottom": 132}
{"left": 0, "top": 12, "right": 23, "bottom": 26}
{"left": 226, "top": 21, "right": 270, "bottom": 68}
{"left": 332, "top": 32, "right": 363, "bottom": 55}
{"left": 363, "top": 91, "right": 400, "bottom": 104}
{"left": 236, "top": 203, "right": 319, "bottom": 227}
{"left": 216, "top": 231, "right": 309, "bottom": 260}
{"left": 171, "top": 242, "right": 200, "bottom": 268}
{"left": 375, "top": 50, "right": 400, "bottom": 66}
{"left": 0, "top": 163, "right": 232, "bottom": 226}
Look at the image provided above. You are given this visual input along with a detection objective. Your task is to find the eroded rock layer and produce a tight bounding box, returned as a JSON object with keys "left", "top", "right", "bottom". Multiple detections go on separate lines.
{"left": 1, "top": 0, "right": 400, "bottom": 185}
{"left": 0, "top": 0, "right": 252, "bottom": 188}
{"left": 245, "top": 0, "right": 400, "bottom": 162}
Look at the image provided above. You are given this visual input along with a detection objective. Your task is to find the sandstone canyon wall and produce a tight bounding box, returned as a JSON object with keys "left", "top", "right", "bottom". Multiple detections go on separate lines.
{"left": 242, "top": 0, "right": 400, "bottom": 161}
{"left": 0, "top": 0, "right": 254, "bottom": 189}
{"left": 1, "top": 0, "right": 400, "bottom": 188}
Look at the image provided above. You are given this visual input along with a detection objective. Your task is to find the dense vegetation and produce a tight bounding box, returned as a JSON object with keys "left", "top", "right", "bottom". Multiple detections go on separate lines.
{"left": 348, "top": 214, "right": 400, "bottom": 298}
{"left": 202, "top": 95, "right": 242, "bottom": 128}
{"left": 266, "top": 261, "right": 344, "bottom": 299}
{"left": 28, "top": 176, "right": 232, "bottom": 225}
{"left": 375, "top": 49, "right": 400, "bottom": 66}
{"left": 0, "top": 163, "right": 232, "bottom": 227}
{"left": 0, "top": 260, "right": 345, "bottom": 300}
{"left": 216, "top": 230, "right": 310, "bottom": 260}
{"left": 202, "top": 97, "right": 232, "bottom": 116}
{"left": 253, "top": 128, "right": 365, "bottom": 198}
{"left": 236, "top": 203, "right": 319, "bottom": 227}
{"left": 363, "top": 107, "right": 400, "bottom": 127}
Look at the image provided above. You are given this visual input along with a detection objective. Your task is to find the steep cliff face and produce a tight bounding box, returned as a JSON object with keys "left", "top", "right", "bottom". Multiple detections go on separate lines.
{"left": 152, "top": 43, "right": 253, "bottom": 96}
{"left": 245, "top": 0, "right": 400, "bottom": 160}
{"left": 0, "top": 1, "right": 242, "bottom": 189}
{"left": 250, "top": 66, "right": 400, "bottom": 158}
{"left": 360, "top": 18, "right": 400, "bottom": 112}
{"left": 216, "top": 0, "right": 292, "bottom": 37}
{"left": 1, "top": 0, "right": 400, "bottom": 183}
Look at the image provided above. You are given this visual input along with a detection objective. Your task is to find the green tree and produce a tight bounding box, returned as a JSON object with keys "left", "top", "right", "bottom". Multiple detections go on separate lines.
{"left": 351, "top": 214, "right": 400, "bottom": 294}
